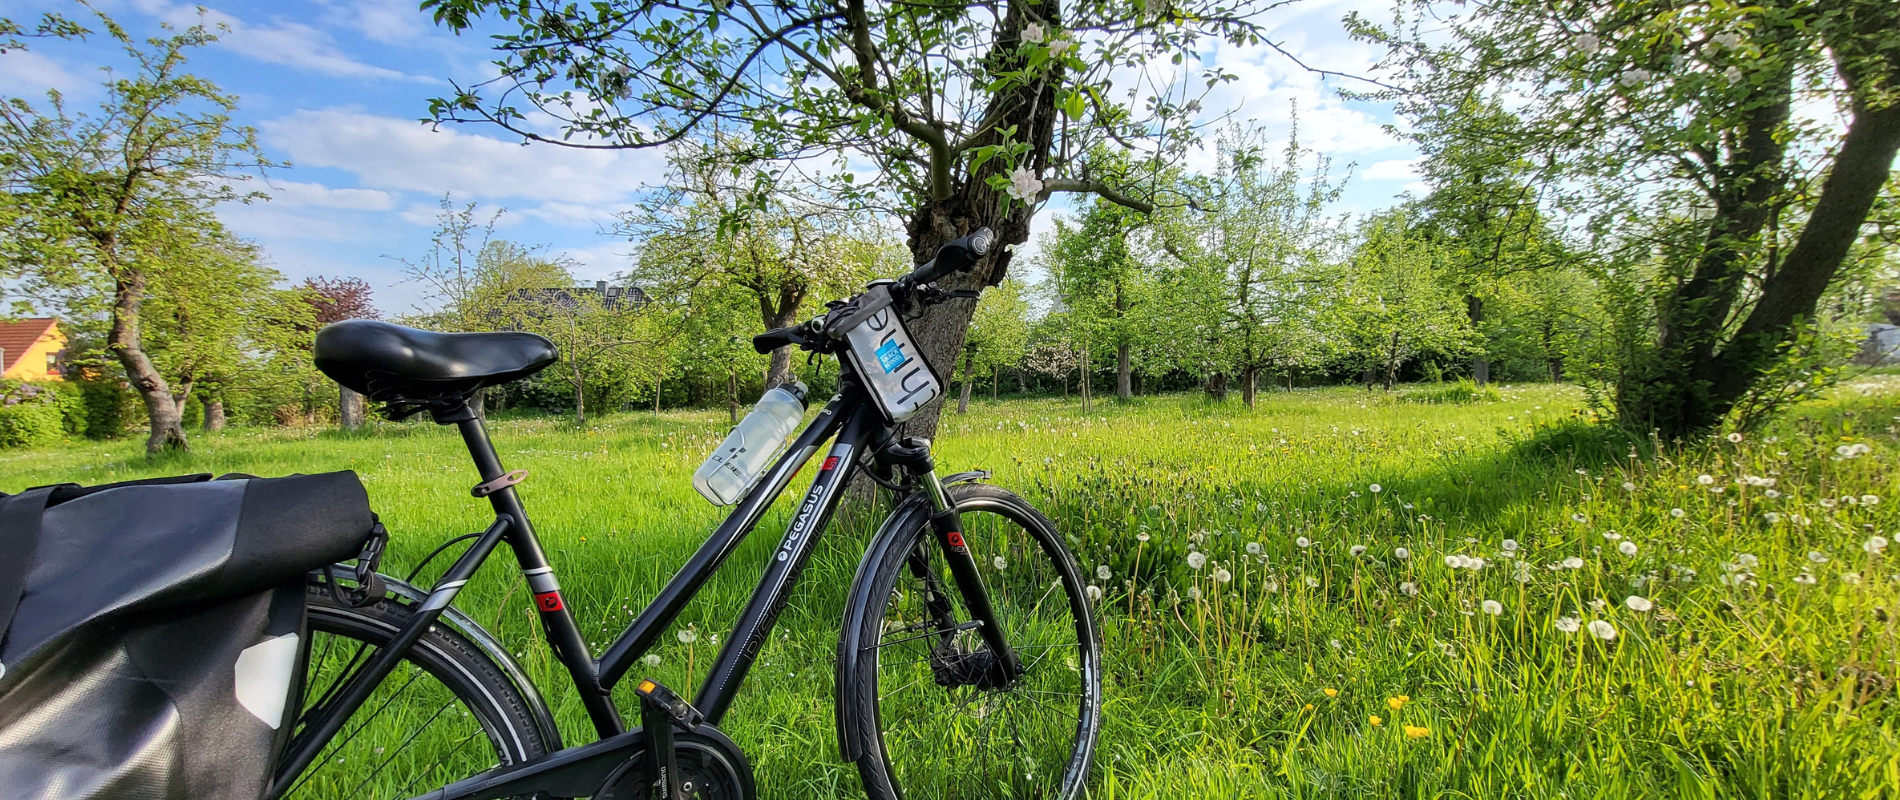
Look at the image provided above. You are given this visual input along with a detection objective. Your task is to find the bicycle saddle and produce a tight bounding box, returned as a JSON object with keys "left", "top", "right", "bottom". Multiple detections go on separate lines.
{"left": 314, "top": 319, "right": 558, "bottom": 404}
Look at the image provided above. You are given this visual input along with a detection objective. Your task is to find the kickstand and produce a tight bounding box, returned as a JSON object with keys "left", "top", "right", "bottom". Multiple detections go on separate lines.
{"left": 634, "top": 678, "right": 702, "bottom": 799}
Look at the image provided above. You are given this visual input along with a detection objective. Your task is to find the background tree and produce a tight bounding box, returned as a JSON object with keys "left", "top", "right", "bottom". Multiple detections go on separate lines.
{"left": 1353, "top": 0, "right": 1900, "bottom": 435}
{"left": 1324, "top": 211, "right": 1475, "bottom": 389}
{"left": 619, "top": 143, "right": 897, "bottom": 391}
{"left": 305, "top": 276, "right": 380, "bottom": 429}
{"left": 0, "top": 16, "right": 270, "bottom": 453}
{"left": 960, "top": 276, "right": 1034, "bottom": 410}
{"left": 424, "top": 0, "right": 1278, "bottom": 439}
{"left": 1047, "top": 197, "right": 1151, "bottom": 405}
{"left": 1157, "top": 124, "right": 1345, "bottom": 406}
{"left": 143, "top": 231, "right": 277, "bottom": 431}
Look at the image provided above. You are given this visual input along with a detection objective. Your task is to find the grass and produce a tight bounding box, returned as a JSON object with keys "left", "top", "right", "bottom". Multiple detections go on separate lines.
{"left": 5, "top": 381, "right": 1898, "bottom": 798}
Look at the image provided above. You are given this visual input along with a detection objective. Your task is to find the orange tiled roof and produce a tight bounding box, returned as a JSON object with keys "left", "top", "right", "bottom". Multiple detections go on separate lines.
{"left": 0, "top": 318, "right": 59, "bottom": 375}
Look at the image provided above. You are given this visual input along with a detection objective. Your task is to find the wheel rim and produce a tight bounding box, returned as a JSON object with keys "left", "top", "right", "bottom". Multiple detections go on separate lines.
{"left": 871, "top": 500, "right": 1098, "bottom": 798}
{"left": 278, "top": 609, "right": 520, "bottom": 800}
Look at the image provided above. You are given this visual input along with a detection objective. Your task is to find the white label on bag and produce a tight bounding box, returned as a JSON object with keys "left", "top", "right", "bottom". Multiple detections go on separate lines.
{"left": 846, "top": 308, "right": 940, "bottom": 422}
{"left": 234, "top": 632, "right": 300, "bottom": 729}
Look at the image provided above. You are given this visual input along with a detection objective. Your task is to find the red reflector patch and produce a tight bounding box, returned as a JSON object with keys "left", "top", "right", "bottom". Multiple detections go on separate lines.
{"left": 946, "top": 531, "right": 966, "bottom": 548}
{"left": 821, "top": 456, "right": 840, "bottom": 471}
{"left": 534, "top": 591, "right": 564, "bottom": 612}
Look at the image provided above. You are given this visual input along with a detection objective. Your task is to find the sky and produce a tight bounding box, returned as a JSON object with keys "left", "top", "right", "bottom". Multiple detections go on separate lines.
{"left": 0, "top": 0, "right": 1425, "bottom": 316}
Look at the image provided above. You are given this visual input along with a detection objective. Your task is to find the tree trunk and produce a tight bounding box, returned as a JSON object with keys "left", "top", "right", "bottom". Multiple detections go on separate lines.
{"left": 1116, "top": 342, "right": 1131, "bottom": 400}
{"left": 727, "top": 368, "right": 739, "bottom": 425}
{"left": 1700, "top": 92, "right": 1900, "bottom": 420}
{"left": 1241, "top": 365, "right": 1257, "bottom": 408}
{"left": 655, "top": 376, "right": 662, "bottom": 414}
{"left": 340, "top": 385, "right": 365, "bottom": 430}
{"left": 1467, "top": 294, "right": 1489, "bottom": 385}
{"left": 957, "top": 348, "right": 975, "bottom": 414}
{"left": 109, "top": 269, "right": 186, "bottom": 454}
{"left": 1078, "top": 343, "right": 1091, "bottom": 411}
{"left": 1205, "top": 371, "right": 1227, "bottom": 402}
{"left": 1634, "top": 63, "right": 1795, "bottom": 436}
{"left": 992, "top": 363, "right": 999, "bottom": 401}
{"left": 1384, "top": 330, "right": 1401, "bottom": 390}
{"left": 201, "top": 392, "right": 226, "bottom": 431}
{"left": 573, "top": 359, "right": 587, "bottom": 425}
{"left": 470, "top": 388, "right": 486, "bottom": 420}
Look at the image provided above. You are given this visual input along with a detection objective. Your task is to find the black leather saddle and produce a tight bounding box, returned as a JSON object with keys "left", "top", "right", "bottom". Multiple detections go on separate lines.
{"left": 314, "top": 319, "right": 558, "bottom": 406}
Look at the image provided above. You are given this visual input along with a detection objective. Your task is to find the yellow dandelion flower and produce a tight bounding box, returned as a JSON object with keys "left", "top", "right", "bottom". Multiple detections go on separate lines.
{"left": 1369, "top": 715, "right": 1383, "bottom": 726}
{"left": 1398, "top": 695, "right": 1410, "bottom": 702}
{"left": 1387, "top": 697, "right": 1406, "bottom": 710}
{"left": 1323, "top": 688, "right": 1338, "bottom": 698}
{"left": 1302, "top": 704, "right": 1314, "bottom": 712}
{"left": 1404, "top": 725, "right": 1430, "bottom": 739}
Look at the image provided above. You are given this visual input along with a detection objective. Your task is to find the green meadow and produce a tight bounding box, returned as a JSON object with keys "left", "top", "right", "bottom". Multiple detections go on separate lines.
{"left": 5, "top": 383, "right": 1897, "bottom": 798}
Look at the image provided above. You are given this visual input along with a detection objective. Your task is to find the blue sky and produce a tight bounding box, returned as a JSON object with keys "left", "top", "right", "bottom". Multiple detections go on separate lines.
{"left": 0, "top": 0, "right": 1424, "bottom": 315}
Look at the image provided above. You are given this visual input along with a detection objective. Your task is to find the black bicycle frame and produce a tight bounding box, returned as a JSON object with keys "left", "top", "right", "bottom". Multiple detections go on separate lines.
{"left": 269, "top": 380, "right": 894, "bottom": 798}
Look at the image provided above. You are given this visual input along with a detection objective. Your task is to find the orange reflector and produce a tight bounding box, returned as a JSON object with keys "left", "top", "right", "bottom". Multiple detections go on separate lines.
{"left": 639, "top": 679, "right": 656, "bottom": 693}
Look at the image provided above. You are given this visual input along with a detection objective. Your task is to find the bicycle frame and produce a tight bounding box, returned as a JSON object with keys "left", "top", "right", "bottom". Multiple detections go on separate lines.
{"left": 269, "top": 377, "right": 900, "bottom": 799}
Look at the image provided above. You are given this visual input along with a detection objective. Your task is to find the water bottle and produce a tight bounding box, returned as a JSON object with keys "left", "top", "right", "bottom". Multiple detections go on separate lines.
{"left": 693, "top": 381, "right": 808, "bottom": 505}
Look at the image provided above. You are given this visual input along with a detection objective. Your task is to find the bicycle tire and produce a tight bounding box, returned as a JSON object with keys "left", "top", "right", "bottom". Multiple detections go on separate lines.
{"left": 839, "top": 483, "right": 1102, "bottom": 800}
{"left": 278, "top": 583, "right": 551, "bottom": 800}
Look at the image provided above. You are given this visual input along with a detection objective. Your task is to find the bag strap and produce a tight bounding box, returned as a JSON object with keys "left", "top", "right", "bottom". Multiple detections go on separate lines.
{"left": 0, "top": 486, "right": 60, "bottom": 663}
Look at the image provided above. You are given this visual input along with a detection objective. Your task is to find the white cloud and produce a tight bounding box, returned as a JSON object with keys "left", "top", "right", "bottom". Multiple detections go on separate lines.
{"left": 1362, "top": 158, "right": 1421, "bottom": 181}
{"left": 556, "top": 241, "right": 637, "bottom": 281}
{"left": 331, "top": 0, "right": 430, "bottom": 44}
{"left": 0, "top": 50, "right": 92, "bottom": 98}
{"left": 256, "top": 179, "right": 395, "bottom": 210}
{"left": 133, "top": 0, "right": 433, "bottom": 82}
{"left": 262, "top": 109, "right": 667, "bottom": 206}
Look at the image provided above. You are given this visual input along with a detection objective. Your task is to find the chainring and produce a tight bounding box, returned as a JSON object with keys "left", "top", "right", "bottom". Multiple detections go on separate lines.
{"left": 593, "top": 728, "right": 756, "bottom": 800}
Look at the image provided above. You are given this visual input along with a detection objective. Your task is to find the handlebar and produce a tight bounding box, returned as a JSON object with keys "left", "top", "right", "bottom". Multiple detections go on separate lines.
{"left": 905, "top": 227, "right": 994, "bottom": 288}
{"left": 752, "top": 227, "right": 997, "bottom": 355}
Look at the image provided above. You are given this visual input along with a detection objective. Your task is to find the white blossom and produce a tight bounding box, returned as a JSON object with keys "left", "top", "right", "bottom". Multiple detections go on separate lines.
{"left": 1006, "top": 166, "right": 1043, "bottom": 202}
{"left": 1047, "top": 38, "right": 1076, "bottom": 58}
{"left": 1575, "top": 32, "right": 1601, "bottom": 55}
{"left": 1618, "top": 68, "right": 1652, "bottom": 87}
{"left": 1023, "top": 23, "right": 1046, "bottom": 43}
{"left": 1712, "top": 31, "right": 1742, "bottom": 49}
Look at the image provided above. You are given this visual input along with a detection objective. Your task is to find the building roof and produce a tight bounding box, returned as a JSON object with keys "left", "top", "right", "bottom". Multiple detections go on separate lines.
{"left": 0, "top": 318, "right": 60, "bottom": 375}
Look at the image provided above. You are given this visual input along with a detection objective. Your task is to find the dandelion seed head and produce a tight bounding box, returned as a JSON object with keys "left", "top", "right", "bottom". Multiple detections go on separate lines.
{"left": 1296, "top": 536, "right": 1312, "bottom": 549}
{"left": 1097, "top": 564, "right": 1113, "bottom": 580}
{"left": 1864, "top": 535, "right": 1888, "bottom": 554}
{"left": 1842, "top": 572, "right": 1863, "bottom": 585}
{"left": 1369, "top": 484, "right": 1382, "bottom": 493}
{"left": 1670, "top": 508, "right": 1686, "bottom": 518}
{"left": 1622, "top": 482, "right": 1637, "bottom": 491}
{"left": 1625, "top": 595, "right": 1652, "bottom": 612}
{"left": 1213, "top": 568, "right": 1232, "bottom": 584}
{"left": 994, "top": 556, "right": 1008, "bottom": 571}
{"left": 1556, "top": 616, "right": 1582, "bottom": 634}
{"left": 1562, "top": 557, "right": 1585, "bottom": 570}
{"left": 1187, "top": 552, "right": 1208, "bottom": 570}
{"left": 1618, "top": 541, "right": 1638, "bottom": 556}
{"left": 1246, "top": 542, "right": 1263, "bottom": 555}
{"left": 1350, "top": 544, "right": 1367, "bottom": 557}
{"left": 1502, "top": 539, "right": 1519, "bottom": 552}
{"left": 1085, "top": 584, "right": 1103, "bottom": 602}
{"left": 1399, "top": 581, "right": 1419, "bottom": 596}
{"left": 1727, "top": 432, "right": 1743, "bottom": 443}
{"left": 1588, "top": 620, "right": 1617, "bottom": 640}
{"left": 1481, "top": 599, "right": 1503, "bottom": 615}
{"left": 1394, "top": 547, "right": 1411, "bottom": 560}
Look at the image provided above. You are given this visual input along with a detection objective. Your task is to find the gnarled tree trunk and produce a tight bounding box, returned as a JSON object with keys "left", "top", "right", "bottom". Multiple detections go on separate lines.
{"left": 201, "top": 392, "right": 226, "bottom": 431}
{"left": 109, "top": 268, "right": 186, "bottom": 454}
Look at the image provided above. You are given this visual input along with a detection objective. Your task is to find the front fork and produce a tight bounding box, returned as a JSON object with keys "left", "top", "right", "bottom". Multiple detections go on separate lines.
{"left": 884, "top": 437, "right": 1022, "bottom": 684}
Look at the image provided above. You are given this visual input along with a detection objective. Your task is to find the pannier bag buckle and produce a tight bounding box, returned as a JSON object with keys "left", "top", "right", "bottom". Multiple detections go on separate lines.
{"left": 472, "top": 469, "right": 529, "bottom": 498}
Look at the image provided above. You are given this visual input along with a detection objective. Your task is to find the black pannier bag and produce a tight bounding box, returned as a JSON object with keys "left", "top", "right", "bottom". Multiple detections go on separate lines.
{"left": 0, "top": 472, "right": 377, "bottom": 800}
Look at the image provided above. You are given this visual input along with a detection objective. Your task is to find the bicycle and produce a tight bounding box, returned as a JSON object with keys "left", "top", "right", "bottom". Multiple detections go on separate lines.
{"left": 276, "top": 228, "right": 1103, "bottom": 800}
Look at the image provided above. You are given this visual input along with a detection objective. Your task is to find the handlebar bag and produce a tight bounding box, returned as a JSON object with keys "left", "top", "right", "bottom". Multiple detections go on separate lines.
{"left": 832, "top": 284, "right": 945, "bottom": 424}
{"left": 0, "top": 472, "right": 376, "bottom": 800}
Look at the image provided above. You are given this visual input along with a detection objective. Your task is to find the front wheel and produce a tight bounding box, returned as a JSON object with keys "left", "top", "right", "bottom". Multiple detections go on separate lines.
{"left": 840, "top": 483, "right": 1102, "bottom": 800}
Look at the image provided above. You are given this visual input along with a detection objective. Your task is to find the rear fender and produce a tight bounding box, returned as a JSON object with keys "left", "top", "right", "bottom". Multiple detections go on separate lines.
{"left": 314, "top": 566, "right": 564, "bottom": 751}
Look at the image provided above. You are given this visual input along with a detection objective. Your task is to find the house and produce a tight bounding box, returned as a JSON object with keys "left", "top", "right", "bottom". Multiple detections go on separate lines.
{"left": 0, "top": 318, "right": 66, "bottom": 381}
{"left": 511, "top": 281, "right": 649, "bottom": 312}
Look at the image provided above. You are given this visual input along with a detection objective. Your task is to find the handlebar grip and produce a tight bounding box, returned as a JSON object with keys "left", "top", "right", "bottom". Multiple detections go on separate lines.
{"left": 909, "top": 227, "right": 995, "bottom": 286}
{"left": 753, "top": 327, "right": 799, "bottom": 354}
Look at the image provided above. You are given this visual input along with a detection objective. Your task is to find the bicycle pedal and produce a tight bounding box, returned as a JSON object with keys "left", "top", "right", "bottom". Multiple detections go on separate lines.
{"left": 635, "top": 678, "right": 705, "bottom": 730}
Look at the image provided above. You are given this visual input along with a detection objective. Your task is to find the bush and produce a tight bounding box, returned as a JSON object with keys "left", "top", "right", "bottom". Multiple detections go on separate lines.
{"left": 1399, "top": 378, "right": 1501, "bottom": 405}
{"left": 0, "top": 381, "right": 66, "bottom": 449}
{"left": 78, "top": 378, "right": 137, "bottom": 439}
